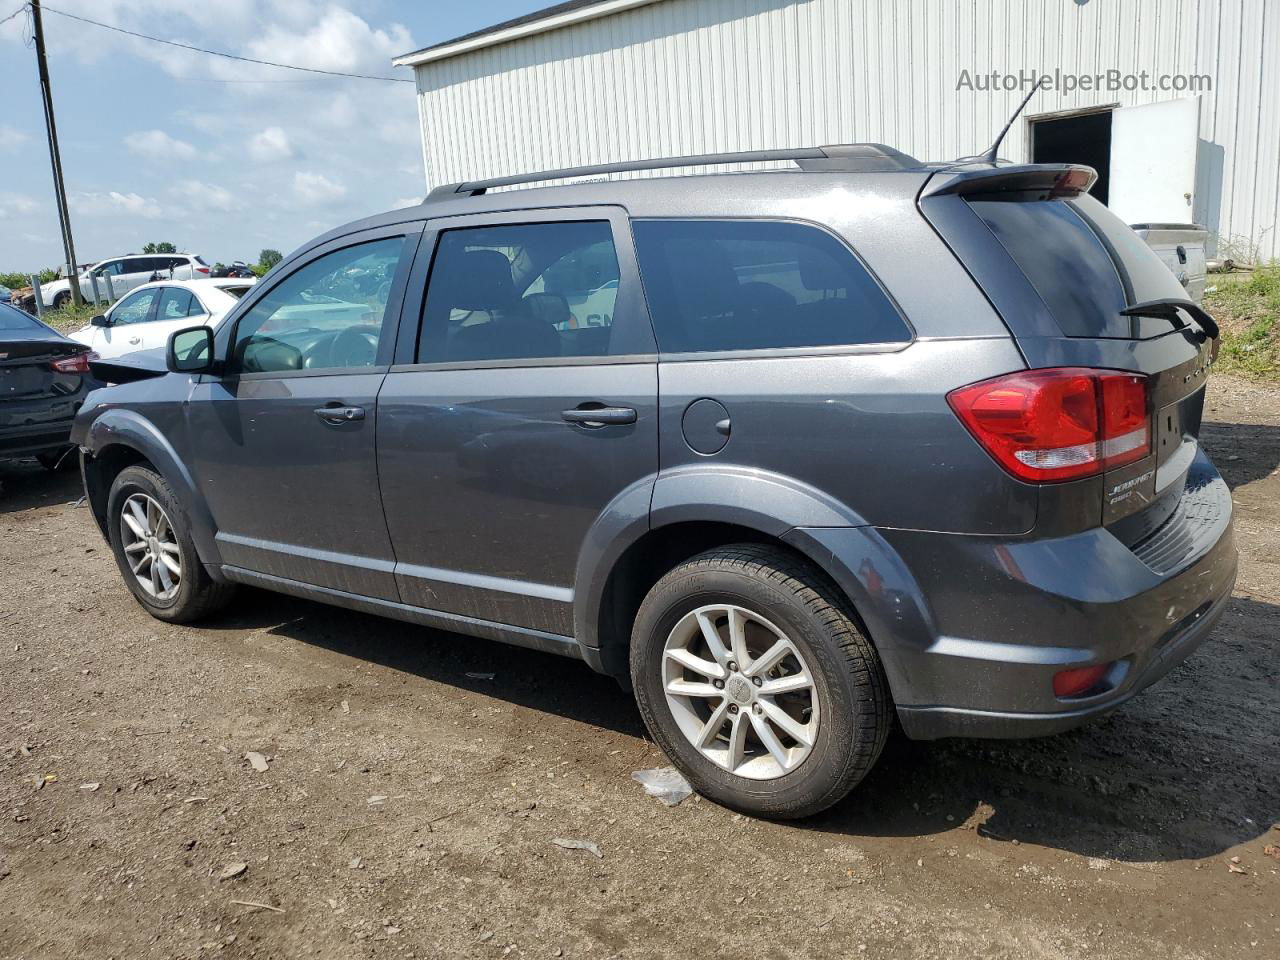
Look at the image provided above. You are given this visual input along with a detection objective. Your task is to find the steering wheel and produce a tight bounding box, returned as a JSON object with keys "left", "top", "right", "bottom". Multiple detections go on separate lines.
{"left": 329, "top": 326, "right": 379, "bottom": 368}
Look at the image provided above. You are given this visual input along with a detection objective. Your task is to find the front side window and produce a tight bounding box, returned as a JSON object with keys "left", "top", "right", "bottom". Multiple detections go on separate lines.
{"left": 157, "top": 287, "right": 203, "bottom": 320}
{"left": 632, "top": 219, "right": 910, "bottom": 354}
{"left": 94, "top": 260, "right": 125, "bottom": 278}
{"left": 418, "top": 221, "right": 621, "bottom": 363}
{"left": 110, "top": 288, "right": 158, "bottom": 325}
{"left": 231, "top": 236, "right": 405, "bottom": 374}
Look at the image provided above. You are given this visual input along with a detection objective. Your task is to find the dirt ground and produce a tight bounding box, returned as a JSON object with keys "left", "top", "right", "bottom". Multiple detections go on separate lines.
{"left": 1, "top": 375, "right": 1277, "bottom": 960}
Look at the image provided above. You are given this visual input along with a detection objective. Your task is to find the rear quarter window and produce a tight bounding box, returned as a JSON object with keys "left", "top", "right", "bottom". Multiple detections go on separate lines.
{"left": 631, "top": 219, "right": 910, "bottom": 354}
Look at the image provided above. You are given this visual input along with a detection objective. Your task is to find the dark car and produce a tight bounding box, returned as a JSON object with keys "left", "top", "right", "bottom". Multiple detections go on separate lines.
{"left": 71, "top": 145, "right": 1236, "bottom": 819}
{"left": 1, "top": 302, "right": 99, "bottom": 468}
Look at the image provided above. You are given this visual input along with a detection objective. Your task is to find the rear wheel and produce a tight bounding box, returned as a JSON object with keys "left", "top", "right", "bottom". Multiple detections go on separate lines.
{"left": 631, "top": 544, "right": 891, "bottom": 819}
{"left": 106, "top": 465, "right": 234, "bottom": 622}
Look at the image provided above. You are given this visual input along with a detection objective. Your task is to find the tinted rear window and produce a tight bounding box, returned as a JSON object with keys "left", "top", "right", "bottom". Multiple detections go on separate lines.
{"left": 632, "top": 219, "right": 909, "bottom": 354}
{"left": 0, "top": 304, "right": 40, "bottom": 331}
{"left": 968, "top": 194, "right": 1188, "bottom": 338}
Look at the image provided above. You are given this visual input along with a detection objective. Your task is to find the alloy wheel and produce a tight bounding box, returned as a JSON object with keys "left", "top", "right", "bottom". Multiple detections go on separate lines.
{"left": 662, "top": 603, "right": 819, "bottom": 780}
{"left": 119, "top": 493, "right": 182, "bottom": 601}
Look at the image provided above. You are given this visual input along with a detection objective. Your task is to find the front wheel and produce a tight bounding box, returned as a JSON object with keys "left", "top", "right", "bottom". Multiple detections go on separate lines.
{"left": 630, "top": 544, "right": 891, "bottom": 819}
{"left": 51, "top": 292, "right": 69, "bottom": 310}
{"left": 106, "top": 464, "right": 234, "bottom": 623}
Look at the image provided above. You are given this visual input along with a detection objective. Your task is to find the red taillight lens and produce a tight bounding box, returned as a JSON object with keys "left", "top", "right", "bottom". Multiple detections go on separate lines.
{"left": 195, "top": 266, "right": 210, "bottom": 274}
{"left": 1053, "top": 663, "right": 1109, "bottom": 698}
{"left": 50, "top": 351, "right": 97, "bottom": 374}
{"left": 947, "top": 367, "right": 1150, "bottom": 483}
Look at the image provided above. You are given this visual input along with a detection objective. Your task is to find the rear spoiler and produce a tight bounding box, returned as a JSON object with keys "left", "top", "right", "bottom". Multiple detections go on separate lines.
{"left": 920, "top": 164, "right": 1097, "bottom": 200}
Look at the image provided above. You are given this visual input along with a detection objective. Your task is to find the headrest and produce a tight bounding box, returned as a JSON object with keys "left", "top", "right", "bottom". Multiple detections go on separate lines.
{"left": 664, "top": 241, "right": 741, "bottom": 318}
{"left": 439, "top": 249, "right": 516, "bottom": 311}
{"left": 798, "top": 248, "right": 849, "bottom": 291}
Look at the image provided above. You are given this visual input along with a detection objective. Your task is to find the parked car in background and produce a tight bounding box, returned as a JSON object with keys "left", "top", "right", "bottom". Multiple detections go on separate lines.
{"left": 1133, "top": 223, "right": 1209, "bottom": 304}
{"left": 0, "top": 284, "right": 11, "bottom": 304}
{"left": 213, "top": 261, "right": 256, "bottom": 279}
{"left": 72, "top": 147, "right": 1235, "bottom": 819}
{"left": 1, "top": 301, "right": 100, "bottom": 468}
{"left": 67, "top": 278, "right": 254, "bottom": 359}
{"left": 39, "top": 254, "right": 211, "bottom": 309}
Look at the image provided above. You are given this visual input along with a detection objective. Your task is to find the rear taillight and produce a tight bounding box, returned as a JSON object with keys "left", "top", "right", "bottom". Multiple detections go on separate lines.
{"left": 947, "top": 367, "right": 1150, "bottom": 483}
{"left": 50, "top": 351, "right": 97, "bottom": 374}
{"left": 195, "top": 266, "right": 210, "bottom": 274}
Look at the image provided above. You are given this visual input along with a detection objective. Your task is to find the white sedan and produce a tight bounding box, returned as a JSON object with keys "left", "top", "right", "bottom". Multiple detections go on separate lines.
{"left": 69, "top": 277, "right": 254, "bottom": 359}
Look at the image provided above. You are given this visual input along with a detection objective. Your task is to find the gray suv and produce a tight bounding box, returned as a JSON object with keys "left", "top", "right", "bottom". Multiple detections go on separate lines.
{"left": 71, "top": 145, "right": 1236, "bottom": 819}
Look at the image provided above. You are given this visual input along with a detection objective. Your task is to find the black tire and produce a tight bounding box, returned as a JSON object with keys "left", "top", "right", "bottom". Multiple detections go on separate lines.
{"left": 51, "top": 292, "right": 69, "bottom": 310}
{"left": 106, "top": 464, "right": 234, "bottom": 623}
{"left": 630, "top": 544, "right": 891, "bottom": 819}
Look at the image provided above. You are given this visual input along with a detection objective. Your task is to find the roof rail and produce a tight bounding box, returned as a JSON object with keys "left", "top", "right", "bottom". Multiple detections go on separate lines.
{"left": 426, "top": 143, "right": 920, "bottom": 200}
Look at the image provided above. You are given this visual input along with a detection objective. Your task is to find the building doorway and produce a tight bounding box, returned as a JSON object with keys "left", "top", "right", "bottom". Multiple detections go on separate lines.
{"left": 1029, "top": 109, "right": 1113, "bottom": 205}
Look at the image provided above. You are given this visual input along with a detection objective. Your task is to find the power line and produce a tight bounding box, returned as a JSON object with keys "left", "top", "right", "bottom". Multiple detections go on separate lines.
{"left": 0, "top": 2, "right": 27, "bottom": 27}
{"left": 40, "top": 4, "right": 414, "bottom": 84}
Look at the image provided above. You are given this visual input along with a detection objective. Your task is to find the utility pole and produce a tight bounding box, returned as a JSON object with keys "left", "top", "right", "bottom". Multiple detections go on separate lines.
{"left": 31, "top": 0, "right": 83, "bottom": 307}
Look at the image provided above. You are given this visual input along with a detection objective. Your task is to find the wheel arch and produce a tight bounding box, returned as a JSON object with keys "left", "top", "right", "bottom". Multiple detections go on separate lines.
{"left": 80, "top": 409, "right": 224, "bottom": 571}
{"left": 575, "top": 466, "right": 927, "bottom": 688}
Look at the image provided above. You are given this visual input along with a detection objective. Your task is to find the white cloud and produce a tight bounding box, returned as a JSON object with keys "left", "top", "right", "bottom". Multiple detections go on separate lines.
{"left": 173, "top": 179, "right": 240, "bottom": 212}
{"left": 246, "top": 7, "right": 413, "bottom": 76}
{"left": 0, "top": 192, "right": 40, "bottom": 217}
{"left": 293, "top": 171, "right": 346, "bottom": 205}
{"left": 0, "top": 125, "right": 31, "bottom": 153}
{"left": 124, "top": 129, "right": 197, "bottom": 161}
{"left": 247, "top": 127, "right": 292, "bottom": 163}
{"left": 73, "top": 191, "right": 165, "bottom": 219}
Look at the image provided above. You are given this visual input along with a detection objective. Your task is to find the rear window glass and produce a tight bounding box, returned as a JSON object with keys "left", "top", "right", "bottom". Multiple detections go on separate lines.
{"left": 632, "top": 219, "right": 910, "bottom": 354}
{"left": 0, "top": 304, "right": 40, "bottom": 330}
{"left": 968, "top": 195, "right": 1188, "bottom": 338}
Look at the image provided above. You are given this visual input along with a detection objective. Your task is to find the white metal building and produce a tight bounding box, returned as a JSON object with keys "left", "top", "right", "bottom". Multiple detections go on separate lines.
{"left": 394, "top": 0, "right": 1279, "bottom": 260}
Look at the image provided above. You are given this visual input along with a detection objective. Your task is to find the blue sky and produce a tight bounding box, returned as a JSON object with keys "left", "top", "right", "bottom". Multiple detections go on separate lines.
{"left": 0, "top": 1, "right": 546, "bottom": 271}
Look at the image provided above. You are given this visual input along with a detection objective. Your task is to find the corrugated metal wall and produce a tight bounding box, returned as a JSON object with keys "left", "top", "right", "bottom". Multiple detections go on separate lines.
{"left": 413, "top": 0, "right": 1278, "bottom": 260}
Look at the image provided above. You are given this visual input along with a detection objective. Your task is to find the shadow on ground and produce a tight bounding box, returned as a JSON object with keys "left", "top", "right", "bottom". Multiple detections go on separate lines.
{"left": 1199, "top": 420, "right": 1280, "bottom": 489}
{"left": 202, "top": 585, "right": 1280, "bottom": 865}
{"left": 0, "top": 459, "right": 81, "bottom": 514}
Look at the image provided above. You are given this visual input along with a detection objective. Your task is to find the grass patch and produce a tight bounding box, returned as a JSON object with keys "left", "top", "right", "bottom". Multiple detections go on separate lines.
{"left": 37, "top": 301, "right": 101, "bottom": 334}
{"left": 1206, "top": 264, "right": 1280, "bottom": 380}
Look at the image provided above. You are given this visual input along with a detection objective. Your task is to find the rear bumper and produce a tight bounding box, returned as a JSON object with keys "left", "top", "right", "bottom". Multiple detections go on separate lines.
{"left": 0, "top": 414, "right": 78, "bottom": 457}
{"left": 787, "top": 449, "right": 1237, "bottom": 741}
{"left": 894, "top": 582, "right": 1232, "bottom": 738}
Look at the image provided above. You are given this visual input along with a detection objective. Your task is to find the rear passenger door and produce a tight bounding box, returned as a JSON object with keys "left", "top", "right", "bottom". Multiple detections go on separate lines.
{"left": 376, "top": 207, "right": 657, "bottom": 637}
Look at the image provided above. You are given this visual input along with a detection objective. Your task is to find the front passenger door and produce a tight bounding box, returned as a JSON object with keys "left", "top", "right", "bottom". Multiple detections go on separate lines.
{"left": 184, "top": 226, "right": 421, "bottom": 599}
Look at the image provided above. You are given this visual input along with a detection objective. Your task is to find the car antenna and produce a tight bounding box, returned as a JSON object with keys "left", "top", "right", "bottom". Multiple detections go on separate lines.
{"left": 976, "top": 78, "right": 1046, "bottom": 164}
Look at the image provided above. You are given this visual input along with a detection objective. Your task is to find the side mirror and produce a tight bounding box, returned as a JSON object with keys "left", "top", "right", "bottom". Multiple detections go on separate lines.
{"left": 90, "top": 314, "right": 110, "bottom": 327}
{"left": 167, "top": 325, "right": 216, "bottom": 374}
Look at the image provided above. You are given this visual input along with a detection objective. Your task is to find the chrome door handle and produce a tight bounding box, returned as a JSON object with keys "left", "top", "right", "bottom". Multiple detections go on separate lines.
{"left": 314, "top": 404, "right": 366, "bottom": 424}
{"left": 561, "top": 405, "right": 637, "bottom": 427}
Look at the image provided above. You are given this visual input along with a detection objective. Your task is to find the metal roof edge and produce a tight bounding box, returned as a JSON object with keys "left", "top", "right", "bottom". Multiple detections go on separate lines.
{"left": 392, "top": 0, "right": 664, "bottom": 68}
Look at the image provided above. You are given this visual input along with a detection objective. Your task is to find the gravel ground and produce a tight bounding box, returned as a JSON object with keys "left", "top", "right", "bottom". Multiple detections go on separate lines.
{"left": 1, "top": 374, "right": 1277, "bottom": 960}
